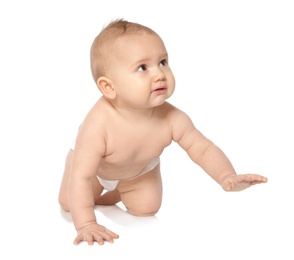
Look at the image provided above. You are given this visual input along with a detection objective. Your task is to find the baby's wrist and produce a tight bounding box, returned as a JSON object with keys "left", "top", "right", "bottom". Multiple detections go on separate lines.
{"left": 219, "top": 173, "right": 236, "bottom": 190}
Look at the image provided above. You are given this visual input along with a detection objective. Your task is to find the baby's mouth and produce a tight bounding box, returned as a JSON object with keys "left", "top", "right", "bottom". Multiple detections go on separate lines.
{"left": 152, "top": 87, "right": 167, "bottom": 94}
{"left": 152, "top": 86, "right": 167, "bottom": 92}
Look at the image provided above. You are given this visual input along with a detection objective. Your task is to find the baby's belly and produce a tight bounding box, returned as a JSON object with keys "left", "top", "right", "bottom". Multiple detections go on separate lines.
{"left": 97, "top": 156, "right": 158, "bottom": 181}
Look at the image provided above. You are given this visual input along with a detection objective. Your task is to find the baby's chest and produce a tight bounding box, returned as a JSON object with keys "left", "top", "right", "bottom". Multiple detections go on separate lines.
{"left": 105, "top": 130, "right": 171, "bottom": 162}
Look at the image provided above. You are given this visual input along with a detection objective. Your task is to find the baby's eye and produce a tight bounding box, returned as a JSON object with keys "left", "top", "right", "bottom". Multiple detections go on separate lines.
{"left": 138, "top": 64, "right": 147, "bottom": 71}
{"left": 160, "top": 59, "right": 168, "bottom": 66}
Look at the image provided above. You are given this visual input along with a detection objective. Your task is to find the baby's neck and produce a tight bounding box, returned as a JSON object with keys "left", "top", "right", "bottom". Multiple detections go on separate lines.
{"left": 114, "top": 105, "right": 156, "bottom": 121}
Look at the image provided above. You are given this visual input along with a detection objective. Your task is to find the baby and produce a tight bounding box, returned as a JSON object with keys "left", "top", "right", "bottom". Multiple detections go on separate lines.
{"left": 58, "top": 19, "right": 267, "bottom": 245}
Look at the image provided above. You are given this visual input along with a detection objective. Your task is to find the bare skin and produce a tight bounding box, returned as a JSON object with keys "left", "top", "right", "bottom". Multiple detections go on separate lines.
{"left": 58, "top": 21, "right": 267, "bottom": 246}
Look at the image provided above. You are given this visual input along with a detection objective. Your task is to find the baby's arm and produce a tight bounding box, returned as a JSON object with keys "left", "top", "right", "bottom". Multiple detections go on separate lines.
{"left": 69, "top": 123, "right": 119, "bottom": 245}
{"left": 171, "top": 109, "right": 267, "bottom": 191}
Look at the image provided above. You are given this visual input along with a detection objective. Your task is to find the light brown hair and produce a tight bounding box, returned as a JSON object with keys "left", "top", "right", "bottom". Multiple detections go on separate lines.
{"left": 90, "top": 19, "right": 159, "bottom": 83}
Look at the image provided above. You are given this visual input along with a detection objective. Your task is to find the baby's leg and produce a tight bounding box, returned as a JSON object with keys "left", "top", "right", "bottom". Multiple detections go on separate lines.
{"left": 58, "top": 149, "right": 73, "bottom": 211}
{"left": 95, "top": 189, "right": 121, "bottom": 205}
{"left": 117, "top": 164, "right": 162, "bottom": 216}
{"left": 58, "top": 149, "right": 104, "bottom": 211}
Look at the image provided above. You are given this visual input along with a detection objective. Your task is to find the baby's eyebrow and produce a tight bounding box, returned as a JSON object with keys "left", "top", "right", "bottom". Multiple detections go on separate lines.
{"left": 135, "top": 57, "right": 149, "bottom": 64}
{"left": 136, "top": 52, "right": 168, "bottom": 64}
{"left": 160, "top": 52, "right": 168, "bottom": 58}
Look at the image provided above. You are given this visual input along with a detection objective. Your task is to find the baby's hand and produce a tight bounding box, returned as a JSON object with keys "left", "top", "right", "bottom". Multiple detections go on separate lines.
{"left": 220, "top": 174, "right": 268, "bottom": 192}
{"left": 74, "top": 223, "right": 119, "bottom": 245}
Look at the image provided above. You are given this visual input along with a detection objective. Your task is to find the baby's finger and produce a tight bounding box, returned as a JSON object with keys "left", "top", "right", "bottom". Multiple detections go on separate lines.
{"left": 106, "top": 229, "right": 119, "bottom": 239}
{"left": 73, "top": 234, "right": 84, "bottom": 245}
{"left": 85, "top": 233, "right": 95, "bottom": 245}
{"left": 242, "top": 174, "right": 268, "bottom": 183}
{"left": 96, "top": 230, "right": 116, "bottom": 244}
{"left": 103, "top": 229, "right": 118, "bottom": 243}
{"left": 91, "top": 232, "right": 105, "bottom": 245}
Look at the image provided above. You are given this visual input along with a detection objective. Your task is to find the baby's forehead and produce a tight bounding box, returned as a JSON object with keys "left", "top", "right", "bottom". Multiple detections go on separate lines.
{"left": 117, "top": 32, "right": 163, "bottom": 47}
{"left": 115, "top": 33, "right": 165, "bottom": 54}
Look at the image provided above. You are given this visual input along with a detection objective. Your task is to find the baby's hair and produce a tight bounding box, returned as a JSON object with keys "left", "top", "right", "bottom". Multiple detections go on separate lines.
{"left": 90, "top": 18, "right": 159, "bottom": 83}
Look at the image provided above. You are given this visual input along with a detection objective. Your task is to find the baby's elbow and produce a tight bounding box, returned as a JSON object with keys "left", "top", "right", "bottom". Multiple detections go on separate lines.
{"left": 58, "top": 195, "right": 70, "bottom": 212}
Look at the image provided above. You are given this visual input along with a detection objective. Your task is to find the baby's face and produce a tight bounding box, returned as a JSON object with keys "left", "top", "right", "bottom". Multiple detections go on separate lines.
{"left": 107, "top": 33, "right": 175, "bottom": 110}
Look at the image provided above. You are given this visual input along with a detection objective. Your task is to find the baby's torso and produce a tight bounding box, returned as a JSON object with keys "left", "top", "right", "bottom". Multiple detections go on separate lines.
{"left": 98, "top": 115, "right": 172, "bottom": 180}
{"left": 92, "top": 100, "right": 174, "bottom": 180}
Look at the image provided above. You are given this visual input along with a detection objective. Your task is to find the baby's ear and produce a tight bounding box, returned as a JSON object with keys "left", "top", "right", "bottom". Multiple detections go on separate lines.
{"left": 97, "top": 77, "right": 116, "bottom": 99}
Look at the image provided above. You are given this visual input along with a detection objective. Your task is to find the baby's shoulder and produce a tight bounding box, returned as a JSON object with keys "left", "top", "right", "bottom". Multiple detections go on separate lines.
{"left": 82, "top": 97, "right": 111, "bottom": 126}
{"left": 88, "top": 97, "right": 113, "bottom": 115}
{"left": 160, "top": 102, "right": 190, "bottom": 119}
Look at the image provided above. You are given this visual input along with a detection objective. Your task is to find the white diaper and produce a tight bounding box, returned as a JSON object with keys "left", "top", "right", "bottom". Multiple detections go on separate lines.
{"left": 97, "top": 177, "right": 120, "bottom": 191}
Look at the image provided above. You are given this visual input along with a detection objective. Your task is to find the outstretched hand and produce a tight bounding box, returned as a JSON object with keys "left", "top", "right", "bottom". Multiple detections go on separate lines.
{"left": 74, "top": 223, "right": 119, "bottom": 245}
{"left": 221, "top": 174, "right": 268, "bottom": 192}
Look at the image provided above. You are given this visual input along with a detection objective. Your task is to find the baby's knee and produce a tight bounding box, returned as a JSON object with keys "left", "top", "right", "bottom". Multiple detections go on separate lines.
{"left": 126, "top": 203, "right": 161, "bottom": 217}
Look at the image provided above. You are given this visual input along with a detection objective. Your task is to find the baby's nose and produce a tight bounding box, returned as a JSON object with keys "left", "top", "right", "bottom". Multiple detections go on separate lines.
{"left": 154, "top": 68, "right": 166, "bottom": 82}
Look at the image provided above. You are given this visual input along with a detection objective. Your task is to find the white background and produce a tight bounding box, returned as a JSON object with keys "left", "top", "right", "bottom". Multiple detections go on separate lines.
{"left": 1, "top": 0, "right": 293, "bottom": 259}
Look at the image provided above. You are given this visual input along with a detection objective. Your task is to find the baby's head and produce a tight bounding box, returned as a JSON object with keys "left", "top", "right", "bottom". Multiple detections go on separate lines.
{"left": 90, "top": 19, "right": 160, "bottom": 84}
{"left": 90, "top": 19, "right": 175, "bottom": 107}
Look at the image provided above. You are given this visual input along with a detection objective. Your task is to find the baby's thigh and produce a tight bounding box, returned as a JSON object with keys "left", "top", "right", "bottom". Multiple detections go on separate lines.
{"left": 118, "top": 165, "right": 162, "bottom": 216}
